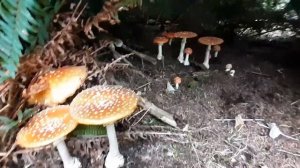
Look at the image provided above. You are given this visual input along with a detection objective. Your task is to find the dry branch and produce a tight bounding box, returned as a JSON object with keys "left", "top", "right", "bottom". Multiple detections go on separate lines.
{"left": 138, "top": 97, "right": 177, "bottom": 127}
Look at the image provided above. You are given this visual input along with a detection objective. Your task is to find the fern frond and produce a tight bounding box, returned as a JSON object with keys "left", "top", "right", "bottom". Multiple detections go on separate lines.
{"left": 0, "top": 0, "right": 63, "bottom": 83}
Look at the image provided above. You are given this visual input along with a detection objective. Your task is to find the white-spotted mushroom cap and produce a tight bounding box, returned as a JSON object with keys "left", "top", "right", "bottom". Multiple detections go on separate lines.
{"left": 153, "top": 36, "right": 169, "bottom": 44}
{"left": 184, "top": 48, "right": 193, "bottom": 55}
{"left": 174, "top": 31, "right": 198, "bottom": 39}
{"left": 16, "top": 105, "right": 78, "bottom": 148}
{"left": 70, "top": 85, "right": 138, "bottom": 125}
{"left": 198, "top": 36, "right": 224, "bottom": 46}
{"left": 25, "top": 66, "right": 88, "bottom": 106}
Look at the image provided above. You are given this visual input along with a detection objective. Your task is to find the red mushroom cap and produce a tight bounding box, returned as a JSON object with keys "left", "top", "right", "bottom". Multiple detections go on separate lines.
{"left": 184, "top": 48, "right": 193, "bottom": 55}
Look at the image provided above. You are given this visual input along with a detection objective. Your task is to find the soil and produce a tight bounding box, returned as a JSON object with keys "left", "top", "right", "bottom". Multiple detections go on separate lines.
{"left": 2, "top": 36, "right": 300, "bottom": 167}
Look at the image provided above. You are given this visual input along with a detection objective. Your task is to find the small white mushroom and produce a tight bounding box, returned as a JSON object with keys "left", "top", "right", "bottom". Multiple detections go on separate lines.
{"left": 229, "top": 70, "right": 235, "bottom": 77}
{"left": 225, "top": 64, "right": 233, "bottom": 72}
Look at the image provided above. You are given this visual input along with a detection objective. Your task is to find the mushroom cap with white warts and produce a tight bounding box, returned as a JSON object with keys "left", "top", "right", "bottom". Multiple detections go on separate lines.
{"left": 70, "top": 85, "right": 138, "bottom": 125}
{"left": 174, "top": 31, "right": 197, "bottom": 39}
{"left": 16, "top": 105, "right": 78, "bottom": 148}
{"left": 198, "top": 37, "right": 224, "bottom": 46}
{"left": 25, "top": 66, "right": 88, "bottom": 106}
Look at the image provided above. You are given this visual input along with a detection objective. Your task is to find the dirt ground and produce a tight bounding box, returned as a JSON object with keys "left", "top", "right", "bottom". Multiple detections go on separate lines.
{"left": 2, "top": 38, "right": 300, "bottom": 168}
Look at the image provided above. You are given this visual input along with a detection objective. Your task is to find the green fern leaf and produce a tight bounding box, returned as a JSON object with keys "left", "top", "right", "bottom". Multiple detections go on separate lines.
{"left": 0, "top": 0, "right": 64, "bottom": 83}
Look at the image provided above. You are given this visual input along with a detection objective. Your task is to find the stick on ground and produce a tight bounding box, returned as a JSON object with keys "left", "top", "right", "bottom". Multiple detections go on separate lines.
{"left": 138, "top": 97, "right": 177, "bottom": 127}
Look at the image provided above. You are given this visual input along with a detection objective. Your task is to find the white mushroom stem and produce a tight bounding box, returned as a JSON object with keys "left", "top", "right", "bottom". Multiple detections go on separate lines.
{"left": 157, "top": 43, "right": 163, "bottom": 60}
{"left": 105, "top": 124, "right": 124, "bottom": 168}
{"left": 183, "top": 53, "right": 190, "bottom": 66}
{"left": 202, "top": 45, "right": 211, "bottom": 69}
{"left": 54, "top": 137, "right": 81, "bottom": 168}
{"left": 175, "top": 83, "right": 180, "bottom": 89}
{"left": 177, "top": 38, "right": 187, "bottom": 63}
{"left": 168, "top": 39, "right": 173, "bottom": 46}
{"left": 214, "top": 51, "right": 219, "bottom": 58}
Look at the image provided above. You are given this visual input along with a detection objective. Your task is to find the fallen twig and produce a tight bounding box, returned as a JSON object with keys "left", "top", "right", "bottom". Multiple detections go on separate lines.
{"left": 138, "top": 97, "right": 177, "bottom": 127}
{"left": 277, "top": 149, "right": 300, "bottom": 157}
{"left": 246, "top": 71, "right": 271, "bottom": 77}
{"left": 291, "top": 99, "right": 300, "bottom": 106}
{"left": 214, "top": 118, "right": 264, "bottom": 122}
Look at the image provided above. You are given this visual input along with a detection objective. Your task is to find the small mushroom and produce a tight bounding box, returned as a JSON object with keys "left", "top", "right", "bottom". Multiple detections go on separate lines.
{"left": 184, "top": 48, "right": 193, "bottom": 66}
{"left": 162, "top": 32, "right": 176, "bottom": 45}
{"left": 16, "top": 105, "right": 81, "bottom": 168}
{"left": 198, "top": 37, "right": 224, "bottom": 69}
{"left": 225, "top": 64, "right": 233, "bottom": 72}
{"left": 230, "top": 70, "right": 235, "bottom": 77}
{"left": 70, "top": 85, "right": 138, "bottom": 168}
{"left": 174, "top": 31, "right": 197, "bottom": 63}
{"left": 213, "top": 45, "right": 221, "bottom": 58}
{"left": 174, "top": 77, "right": 182, "bottom": 89}
{"left": 153, "top": 36, "right": 169, "bottom": 60}
{"left": 24, "top": 66, "right": 88, "bottom": 106}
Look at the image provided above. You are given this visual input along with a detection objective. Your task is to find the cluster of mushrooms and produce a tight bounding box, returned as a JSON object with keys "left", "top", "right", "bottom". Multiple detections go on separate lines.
{"left": 17, "top": 66, "right": 138, "bottom": 168}
{"left": 153, "top": 31, "right": 224, "bottom": 69}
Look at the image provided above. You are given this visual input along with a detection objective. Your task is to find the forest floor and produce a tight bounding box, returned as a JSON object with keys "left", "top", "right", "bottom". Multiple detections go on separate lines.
{"left": 3, "top": 38, "right": 300, "bottom": 168}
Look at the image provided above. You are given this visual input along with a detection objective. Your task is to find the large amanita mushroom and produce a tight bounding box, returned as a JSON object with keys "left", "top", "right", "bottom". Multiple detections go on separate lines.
{"left": 70, "top": 85, "right": 138, "bottom": 168}
{"left": 213, "top": 45, "right": 221, "bottom": 58}
{"left": 24, "top": 66, "right": 88, "bottom": 106}
{"left": 16, "top": 105, "right": 81, "bottom": 168}
{"left": 153, "top": 36, "right": 169, "bottom": 60}
{"left": 184, "top": 48, "right": 193, "bottom": 66}
{"left": 198, "top": 37, "right": 224, "bottom": 69}
{"left": 174, "top": 31, "right": 197, "bottom": 63}
{"left": 162, "top": 32, "right": 176, "bottom": 46}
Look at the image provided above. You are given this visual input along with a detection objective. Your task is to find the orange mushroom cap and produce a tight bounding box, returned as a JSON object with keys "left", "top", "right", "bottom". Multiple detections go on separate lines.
{"left": 25, "top": 66, "right": 88, "bottom": 106}
{"left": 184, "top": 48, "right": 193, "bottom": 55}
{"left": 70, "top": 85, "right": 138, "bottom": 125}
{"left": 213, "top": 45, "right": 221, "bottom": 52}
{"left": 174, "top": 31, "right": 198, "bottom": 39}
{"left": 16, "top": 105, "right": 78, "bottom": 148}
{"left": 198, "top": 36, "right": 224, "bottom": 46}
{"left": 174, "top": 77, "right": 182, "bottom": 84}
{"left": 153, "top": 36, "right": 169, "bottom": 44}
{"left": 162, "top": 32, "right": 176, "bottom": 39}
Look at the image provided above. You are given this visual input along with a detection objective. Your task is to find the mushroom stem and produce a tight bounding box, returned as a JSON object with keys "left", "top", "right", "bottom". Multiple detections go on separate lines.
{"left": 184, "top": 54, "right": 190, "bottom": 66}
{"left": 202, "top": 45, "right": 211, "bottom": 69}
{"left": 175, "top": 83, "right": 179, "bottom": 89}
{"left": 157, "top": 44, "right": 163, "bottom": 60}
{"left": 177, "top": 38, "right": 187, "bottom": 63}
{"left": 214, "top": 51, "right": 219, "bottom": 58}
{"left": 168, "top": 39, "right": 173, "bottom": 46}
{"left": 54, "top": 138, "right": 81, "bottom": 168}
{"left": 105, "top": 124, "right": 124, "bottom": 168}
